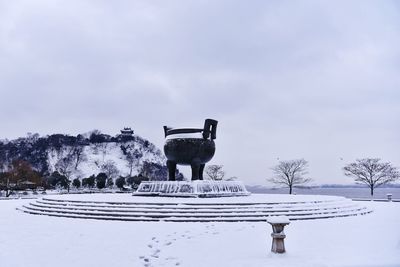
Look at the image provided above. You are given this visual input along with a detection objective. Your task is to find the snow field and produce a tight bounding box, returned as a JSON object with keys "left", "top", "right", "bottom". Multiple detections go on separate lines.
{"left": 0, "top": 196, "right": 399, "bottom": 267}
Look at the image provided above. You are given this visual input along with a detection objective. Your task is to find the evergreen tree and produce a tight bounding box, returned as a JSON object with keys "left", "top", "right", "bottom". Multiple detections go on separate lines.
{"left": 96, "top": 173, "right": 107, "bottom": 189}
{"left": 82, "top": 175, "right": 95, "bottom": 188}
{"left": 115, "top": 176, "right": 126, "bottom": 190}
{"left": 106, "top": 177, "right": 114, "bottom": 188}
{"left": 72, "top": 178, "right": 81, "bottom": 189}
{"left": 47, "top": 171, "right": 69, "bottom": 190}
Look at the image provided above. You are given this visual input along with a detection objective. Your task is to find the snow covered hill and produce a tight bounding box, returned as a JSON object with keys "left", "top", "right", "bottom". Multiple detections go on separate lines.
{"left": 0, "top": 131, "right": 171, "bottom": 180}
{"left": 47, "top": 140, "right": 165, "bottom": 179}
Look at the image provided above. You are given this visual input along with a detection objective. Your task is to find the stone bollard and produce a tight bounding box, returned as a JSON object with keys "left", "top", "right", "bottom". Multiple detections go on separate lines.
{"left": 267, "top": 216, "right": 290, "bottom": 254}
{"left": 387, "top": 194, "right": 392, "bottom": 202}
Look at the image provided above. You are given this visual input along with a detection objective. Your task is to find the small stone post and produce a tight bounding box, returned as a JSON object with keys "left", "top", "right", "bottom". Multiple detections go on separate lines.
{"left": 387, "top": 193, "right": 392, "bottom": 202}
{"left": 267, "top": 216, "right": 290, "bottom": 254}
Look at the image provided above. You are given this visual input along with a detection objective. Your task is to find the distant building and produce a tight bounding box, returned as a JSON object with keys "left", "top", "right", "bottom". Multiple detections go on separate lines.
{"left": 120, "top": 127, "right": 134, "bottom": 137}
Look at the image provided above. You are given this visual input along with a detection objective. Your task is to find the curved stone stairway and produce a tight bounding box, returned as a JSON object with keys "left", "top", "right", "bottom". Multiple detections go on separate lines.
{"left": 17, "top": 195, "right": 372, "bottom": 222}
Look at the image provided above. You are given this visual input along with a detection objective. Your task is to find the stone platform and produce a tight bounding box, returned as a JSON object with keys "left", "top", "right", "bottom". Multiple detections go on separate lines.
{"left": 17, "top": 193, "right": 372, "bottom": 222}
{"left": 133, "top": 180, "right": 250, "bottom": 197}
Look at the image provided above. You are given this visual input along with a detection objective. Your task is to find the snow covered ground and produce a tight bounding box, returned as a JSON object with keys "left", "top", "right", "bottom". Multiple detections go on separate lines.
{"left": 0, "top": 195, "right": 399, "bottom": 267}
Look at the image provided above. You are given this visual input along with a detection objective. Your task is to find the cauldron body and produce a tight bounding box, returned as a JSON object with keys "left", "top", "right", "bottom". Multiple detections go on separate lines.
{"left": 163, "top": 119, "right": 218, "bottom": 181}
{"left": 164, "top": 138, "right": 215, "bottom": 165}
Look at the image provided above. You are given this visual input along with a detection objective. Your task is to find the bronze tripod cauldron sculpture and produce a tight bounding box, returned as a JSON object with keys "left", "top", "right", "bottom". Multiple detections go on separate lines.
{"left": 163, "top": 119, "right": 218, "bottom": 181}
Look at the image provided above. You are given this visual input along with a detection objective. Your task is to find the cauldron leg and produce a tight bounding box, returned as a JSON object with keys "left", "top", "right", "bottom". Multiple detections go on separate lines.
{"left": 167, "top": 160, "right": 176, "bottom": 181}
{"left": 199, "top": 164, "right": 205, "bottom": 180}
{"left": 191, "top": 162, "right": 200, "bottom": 181}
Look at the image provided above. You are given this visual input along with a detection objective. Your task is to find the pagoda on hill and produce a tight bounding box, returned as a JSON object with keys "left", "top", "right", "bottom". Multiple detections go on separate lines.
{"left": 120, "top": 127, "right": 134, "bottom": 137}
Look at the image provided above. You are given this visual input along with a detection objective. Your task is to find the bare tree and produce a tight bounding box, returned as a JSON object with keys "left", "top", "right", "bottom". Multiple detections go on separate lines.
{"left": 55, "top": 156, "right": 74, "bottom": 192}
{"left": 99, "top": 142, "right": 108, "bottom": 163}
{"left": 205, "top": 165, "right": 225, "bottom": 180}
{"left": 101, "top": 160, "right": 120, "bottom": 180}
{"left": 0, "top": 149, "right": 9, "bottom": 173}
{"left": 268, "top": 159, "right": 311, "bottom": 194}
{"left": 69, "top": 145, "right": 86, "bottom": 170}
{"left": 126, "top": 154, "right": 136, "bottom": 177}
{"left": 125, "top": 150, "right": 142, "bottom": 177}
{"left": 0, "top": 160, "right": 40, "bottom": 197}
{"left": 343, "top": 158, "right": 400, "bottom": 196}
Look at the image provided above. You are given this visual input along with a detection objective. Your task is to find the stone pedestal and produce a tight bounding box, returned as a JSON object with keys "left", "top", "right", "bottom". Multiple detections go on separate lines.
{"left": 133, "top": 180, "right": 250, "bottom": 197}
{"left": 267, "top": 216, "right": 290, "bottom": 254}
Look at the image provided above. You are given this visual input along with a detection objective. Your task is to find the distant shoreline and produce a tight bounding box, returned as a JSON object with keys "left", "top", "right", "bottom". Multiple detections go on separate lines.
{"left": 246, "top": 185, "right": 400, "bottom": 199}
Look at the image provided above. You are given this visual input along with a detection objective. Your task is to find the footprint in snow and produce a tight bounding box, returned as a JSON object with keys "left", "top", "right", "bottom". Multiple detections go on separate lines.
{"left": 164, "top": 257, "right": 181, "bottom": 266}
{"left": 141, "top": 257, "right": 151, "bottom": 267}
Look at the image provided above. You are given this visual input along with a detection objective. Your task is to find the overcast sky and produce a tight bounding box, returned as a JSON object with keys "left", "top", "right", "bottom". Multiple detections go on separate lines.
{"left": 1, "top": 0, "right": 399, "bottom": 184}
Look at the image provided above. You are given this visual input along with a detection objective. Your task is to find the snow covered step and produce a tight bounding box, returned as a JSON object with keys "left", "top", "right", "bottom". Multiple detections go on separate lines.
{"left": 24, "top": 202, "right": 365, "bottom": 217}
{"left": 35, "top": 201, "right": 357, "bottom": 212}
{"left": 17, "top": 207, "right": 160, "bottom": 222}
{"left": 17, "top": 205, "right": 370, "bottom": 222}
{"left": 30, "top": 201, "right": 360, "bottom": 215}
{"left": 36, "top": 200, "right": 357, "bottom": 215}
{"left": 18, "top": 194, "right": 372, "bottom": 222}
{"left": 38, "top": 197, "right": 352, "bottom": 210}
{"left": 19, "top": 203, "right": 371, "bottom": 222}
{"left": 41, "top": 197, "right": 346, "bottom": 206}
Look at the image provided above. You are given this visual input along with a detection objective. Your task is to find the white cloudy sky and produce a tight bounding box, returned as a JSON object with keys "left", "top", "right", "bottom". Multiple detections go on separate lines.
{"left": 1, "top": 0, "right": 399, "bottom": 184}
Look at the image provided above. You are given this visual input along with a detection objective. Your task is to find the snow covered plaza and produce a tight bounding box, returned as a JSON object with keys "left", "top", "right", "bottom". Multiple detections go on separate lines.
{"left": 1, "top": 194, "right": 399, "bottom": 267}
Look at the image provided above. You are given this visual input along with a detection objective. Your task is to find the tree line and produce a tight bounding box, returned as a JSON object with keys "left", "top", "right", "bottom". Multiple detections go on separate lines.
{"left": 0, "top": 159, "right": 158, "bottom": 197}
{"left": 46, "top": 170, "right": 150, "bottom": 192}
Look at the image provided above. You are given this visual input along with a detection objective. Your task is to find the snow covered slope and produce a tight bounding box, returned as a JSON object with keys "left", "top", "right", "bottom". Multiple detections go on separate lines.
{"left": 47, "top": 140, "right": 166, "bottom": 179}
{"left": 0, "top": 132, "right": 168, "bottom": 180}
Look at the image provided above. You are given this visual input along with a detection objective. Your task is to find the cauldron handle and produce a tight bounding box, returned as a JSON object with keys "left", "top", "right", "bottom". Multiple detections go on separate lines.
{"left": 203, "top": 119, "right": 218, "bottom": 140}
{"left": 163, "top": 126, "right": 172, "bottom": 138}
